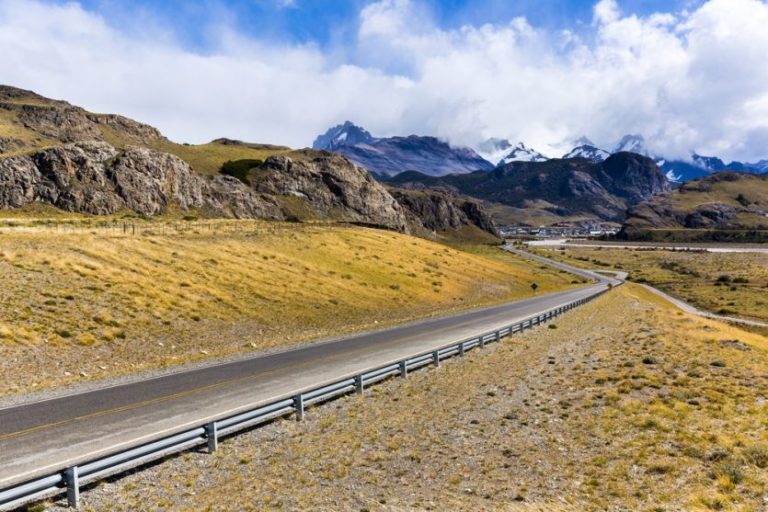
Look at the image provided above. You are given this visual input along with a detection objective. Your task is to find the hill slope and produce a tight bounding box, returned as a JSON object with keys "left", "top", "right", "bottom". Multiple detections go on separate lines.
{"left": 0, "top": 221, "right": 573, "bottom": 394}
{"left": 621, "top": 172, "right": 768, "bottom": 240}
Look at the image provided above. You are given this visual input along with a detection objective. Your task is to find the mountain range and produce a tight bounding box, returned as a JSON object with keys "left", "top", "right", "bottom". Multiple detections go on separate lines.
{"left": 312, "top": 121, "right": 493, "bottom": 177}
{"left": 313, "top": 122, "right": 768, "bottom": 183}
{"left": 1, "top": 85, "right": 763, "bottom": 236}
{"left": 386, "top": 152, "right": 671, "bottom": 225}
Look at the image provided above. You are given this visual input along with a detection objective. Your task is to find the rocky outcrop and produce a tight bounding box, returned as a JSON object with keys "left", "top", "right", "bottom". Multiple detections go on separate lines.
{"left": 0, "top": 141, "right": 282, "bottom": 218}
{"left": 389, "top": 188, "right": 499, "bottom": 238}
{"left": 0, "top": 143, "right": 416, "bottom": 231}
{"left": 0, "top": 85, "right": 166, "bottom": 152}
{"left": 251, "top": 151, "right": 408, "bottom": 232}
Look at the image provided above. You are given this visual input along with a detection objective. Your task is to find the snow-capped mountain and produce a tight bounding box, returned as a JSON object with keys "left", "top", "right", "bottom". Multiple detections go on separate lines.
{"left": 663, "top": 168, "right": 683, "bottom": 183}
{"left": 475, "top": 138, "right": 513, "bottom": 166}
{"left": 312, "top": 122, "right": 493, "bottom": 177}
{"left": 475, "top": 139, "right": 548, "bottom": 166}
{"left": 497, "top": 142, "right": 548, "bottom": 165}
{"left": 314, "top": 125, "right": 768, "bottom": 181}
{"left": 562, "top": 137, "right": 611, "bottom": 162}
{"left": 691, "top": 153, "right": 726, "bottom": 171}
{"left": 751, "top": 160, "right": 768, "bottom": 173}
{"left": 312, "top": 121, "right": 376, "bottom": 151}
{"left": 613, "top": 134, "right": 650, "bottom": 156}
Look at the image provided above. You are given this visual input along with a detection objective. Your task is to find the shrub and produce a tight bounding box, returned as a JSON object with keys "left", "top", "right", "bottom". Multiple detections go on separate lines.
{"left": 716, "top": 274, "right": 732, "bottom": 283}
{"left": 709, "top": 461, "right": 744, "bottom": 484}
{"left": 744, "top": 445, "right": 768, "bottom": 468}
{"left": 220, "top": 159, "right": 263, "bottom": 184}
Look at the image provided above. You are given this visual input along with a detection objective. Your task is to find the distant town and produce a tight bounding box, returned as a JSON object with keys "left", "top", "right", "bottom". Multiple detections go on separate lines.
{"left": 498, "top": 225, "right": 619, "bottom": 239}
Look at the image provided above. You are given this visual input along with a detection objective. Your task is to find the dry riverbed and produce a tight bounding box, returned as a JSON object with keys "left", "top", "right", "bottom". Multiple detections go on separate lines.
{"left": 42, "top": 285, "right": 768, "bottom": 511}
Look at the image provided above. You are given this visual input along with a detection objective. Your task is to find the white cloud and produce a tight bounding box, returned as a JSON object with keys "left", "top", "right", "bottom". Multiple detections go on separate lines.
{"left": 0, "top": 0, "right": 767, "bottom": 162}
{"left": 593, "top": 0, "right": 621, "bottom": 25}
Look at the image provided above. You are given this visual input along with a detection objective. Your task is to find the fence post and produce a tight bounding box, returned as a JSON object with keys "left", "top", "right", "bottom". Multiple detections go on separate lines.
{"left": 433, "top": 351, "right": 440, "bottom": 368}
{"left": 294, "top": 394, "right": 304, "bottom": 421}
{"left": 355, "top": 375, "right": 365, "bottom": 395}
{"left": 205, "top": 421, "right": 218, "bottom": 453}
{"left": 64, "top": 466, "right": 80, "bottom": 509}
{"left": 399, "top": 361, "right": 408, "bottom": 378}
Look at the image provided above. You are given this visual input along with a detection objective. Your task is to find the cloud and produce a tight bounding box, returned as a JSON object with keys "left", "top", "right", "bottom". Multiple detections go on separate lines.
{"left": 0, "top": 0, "right": 767, "bottom": 162}
{"left": 593, "top": 0, "right": 621, "bottom": 24}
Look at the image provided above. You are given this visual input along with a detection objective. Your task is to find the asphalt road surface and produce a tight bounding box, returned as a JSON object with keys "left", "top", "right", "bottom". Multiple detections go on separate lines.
{"left": 0, "top": 250, "right": 617, "bottom": 489}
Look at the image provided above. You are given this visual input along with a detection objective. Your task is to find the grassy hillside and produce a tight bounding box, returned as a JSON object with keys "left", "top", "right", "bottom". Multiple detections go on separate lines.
{"left": 66, "top": 284, "right": 768, "bottom": 511}
{"left": 623, "top": 172, "right": 768, "bottom": 241}
{"left": 138, "top": 139, "right": 291, "bottom": 176}
{"left": 0, "top": 85, "right": 292, "bottom": 175}
{"left": 528, "top": 245, "right": 768, "bottom": 324}
{"left": 0, "top": 217, "right": 577, "bottom": 396}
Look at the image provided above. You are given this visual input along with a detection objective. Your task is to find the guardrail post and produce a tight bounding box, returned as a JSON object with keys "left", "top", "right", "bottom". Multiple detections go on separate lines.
{"left": 433, "top": 351, "right": 440, "bottom": 368}
{"left": 399, "top": 361, "right": 408, "bottom": 378}
{"left": 205, "top": 421, "right": 218, "bottom": 452}
{"left": 458, "top": 342, "right": 465, "bottom": 357}
{"left": 294, "top": 394, "right": 304, "bottom": 421}
{"left": 495, "top": 331, "right": 501, "bottom": 343}
{"left": 64, "top": 466, "right": 80, "bottom": 509}
{"left": 355, "top": 375, "right": 365, "bottom": 395}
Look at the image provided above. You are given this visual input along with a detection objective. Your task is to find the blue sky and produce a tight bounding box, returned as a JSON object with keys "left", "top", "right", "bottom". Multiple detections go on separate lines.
{"left": 2, "top": 0, "right": 766, "bottom": 161}
{"left": 74, "top": 0, "right": 702, "bottom": 53}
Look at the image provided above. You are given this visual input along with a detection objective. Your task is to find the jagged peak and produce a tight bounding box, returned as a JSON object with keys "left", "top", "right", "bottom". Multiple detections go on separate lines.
{"left": 312, "top": 121, "right": 375, "bottom": 150}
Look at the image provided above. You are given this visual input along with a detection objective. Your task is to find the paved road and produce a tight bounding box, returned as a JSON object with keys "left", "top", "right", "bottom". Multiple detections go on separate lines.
{"left": 0, "top": 266, "right": 615, "bottom": 489}
{"left": 526, "top": 239, "right": 768, "bottom": 254}
{"left": 638, "top": 284, "right": 768, "bottom": 328}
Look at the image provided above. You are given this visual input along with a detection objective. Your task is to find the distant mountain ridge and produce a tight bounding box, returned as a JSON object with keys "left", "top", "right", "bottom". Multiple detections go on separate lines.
{"left": 312, "top": 122, "right": 493, "bottom": 177}
{"left": 312, "top": 122, "right": 767, "bottom": 183}
{"left": 387, "top": 152, "right": 671, "bottom": 224}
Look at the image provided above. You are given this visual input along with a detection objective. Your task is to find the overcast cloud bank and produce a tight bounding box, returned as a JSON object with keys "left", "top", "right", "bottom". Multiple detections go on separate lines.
{"left": 1, "top": 0, "right": 767, "bottom": 162}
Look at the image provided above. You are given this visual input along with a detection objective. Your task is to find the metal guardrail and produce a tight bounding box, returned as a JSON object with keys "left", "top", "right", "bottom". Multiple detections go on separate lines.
{"left": 0, "top": 286, "right": 615, "bottom": 510}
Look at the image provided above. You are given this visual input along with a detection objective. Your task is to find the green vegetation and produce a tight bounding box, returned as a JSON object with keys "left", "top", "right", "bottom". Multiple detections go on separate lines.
{"left": 146, "top": 140, "right": 289, "bottom": 176}
{"left": 219, "top": 158, "right": 264, "bottom": 184}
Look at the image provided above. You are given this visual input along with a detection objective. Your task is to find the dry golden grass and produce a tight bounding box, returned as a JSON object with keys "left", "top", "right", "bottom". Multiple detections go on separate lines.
{"left": 532, "top": 246, "right": 768, "bottom": 323}
{"left": 0, "top": 219, "right": 574, "bottom": 396}
{"left": 63, "top": 284, "right": 767, "bottom": 511}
